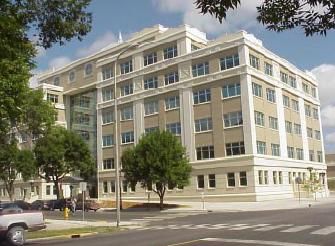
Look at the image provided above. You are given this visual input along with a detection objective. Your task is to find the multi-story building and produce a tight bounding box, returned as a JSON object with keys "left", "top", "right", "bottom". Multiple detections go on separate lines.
{"left": 5, "top": 24, "right": 327, "bottom": 202}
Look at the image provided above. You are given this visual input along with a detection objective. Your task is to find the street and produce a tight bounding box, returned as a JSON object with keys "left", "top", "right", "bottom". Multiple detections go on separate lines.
{"left": 29, "top": 202, "right": 335, "bottom": 246}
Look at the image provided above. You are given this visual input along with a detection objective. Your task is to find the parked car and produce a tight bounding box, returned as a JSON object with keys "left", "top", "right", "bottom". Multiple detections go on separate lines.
{"left": 0, "top": 204, "right": 46, "bottom": 245}
{"left": 50, "top": 199, "right": 71, "bottom": 211}
{"left": 31, "top": 200, "right": 53, "bottom": 211}
{"left": 76, "top": 199, "right": 100, "bottom": 212}
{"left": 13, "top": 200, "right": 31, "bottom": 210}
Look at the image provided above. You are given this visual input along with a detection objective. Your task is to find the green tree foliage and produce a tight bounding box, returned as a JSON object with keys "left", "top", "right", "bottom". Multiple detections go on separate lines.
{"left": 122, "top": 131, "right": 192, "bottom": 210}
{"left": 34, "top": 126, "right": 95, "bottom": 199}
{"left": 195, "top": 0, "right": 335, "bottom": 36}
{"left": 0, "top": 141, "right": 36, "bottom": 201}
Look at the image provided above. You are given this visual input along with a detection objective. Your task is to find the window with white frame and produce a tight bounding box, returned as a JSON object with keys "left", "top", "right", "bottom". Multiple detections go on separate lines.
{"left": 285, "top": 121, "right": 292, "bottom": 133}
{"left": 121, "top": 131, "right": 134, "bottom": 144}
{"left": 279, "top": 171, "right": 283, "bottom": 184}
{"left": 292, "top": 99, "right": 299, "bottom": 111}
{"left": 102, "top": 135, "right": 113, "bottom": 147}
{"left": 239, "top": 171, "right": 247, "bottom": 186}
{"left": 296, "top": 148, "right": 304, "bottom": 160}
{"left": 120, "top": 60, "right": 133, "bottom": 74}
{"left": 102, "top": 87, "right": 113, "bottom": 101}
{"left": 166, "top": 122, "right": 181, "bottom": 135}
{"left": 302, "top": 83, "right": 309, "bottom": 94}
{"left": 102, "top": 110, "right": 113, "bottom": 124}
{"left": 311, "top": 87, "right": 317, "bottom": 98}
{"left": 288, "top": 172, "right": 292, "bottom": 184}
{"left": 289, "top": 76, "right": 297, "bottom": 88}
{"left": 313, "top": 108, "right": 319, "bottom": 120}
{"left": 197, "top": 175, "right": 205, "bottom": 189}
{"left": 224, "top": 111, "right": 243, "bottom": 127}
{"left": 227, "top": 173, "right": 236, "bottom": 187}
{"left": 220, "top": 54, "right": 239, "bottom": 70}
{"left": 309, "top": 150, "right": 314, "bottom": 161}
{"left": 144, "top": 101, "right": 159, "bottom": 116}
{"left": 266, "top": 88, "right": 276, "bottom": 103}
{"left": 74, "top": 112, "right": 90, "bottom": 125}
{"left": 85, "top": 63, "right": 93, "bottom": 76}
{"left": 252, "top": 82, "right": 263, "bottom": 97}
{"left": 264, "top": 171, "right": 269, "bottom": 184}
{"left": 193, "top": 88, "right": 211, "bottom": 104}
{"left": 164, "top": 71, "right": 179, "bottom": 85}
{"left": 165, "top": 95, "right": 180, "bottom": 110}
{"left": 69, "top": 70, "right": 76, "bottom": 82}
{"left": 208, "top": 174, "right": 216, "bottom": 188}
{"left": 287, "top": 146, "right": 294, "bottom": 158}
{"left": 307, "top": 127, "right": 313, "bottom": 138}
{"left": 145, "top": 126, "right": 159, "bottom": 134}
{"left": 254, "top": 111, "right": 265, "bottom": 126}
{"left": 103, "top": 182, "right": 108, "bottom": 193}
{"left": 194, "top": 118, "right": 212, "bottom": 132}
{"left": 315, "top": 130, "right": 321, "bottom": 140}
{"left": 121, "top": 107, "right": 133, "bottom": 120}
{"left": 264, "top": 62, "right": 273, "bottom": 76}
{"left": 102, "top": 66, "right": 113, "bottom": 80}
{"left": 225, "top": 142, "right": 245, "bottom": 156}
{"left": 249, "top": 55, "right": 260, "bottom": 70}
{"left": 143, "top": 52, "right": 157, "bottom": 66}
{"left": 294, "top": 123, "right": 301, "bottom": 135}
{"left": 47, "top": 93, "right": 58, "bottom": 103}
{"left": 110, "top": 181, "right": 116, "bottom": 193}
{"left": 280, "top": 71, "right": 288, "bottom": 83}
{"left": 120, "top": 83, "right": 133, "bottom": 96}
{"left": 53, "top": 77, "right": 60, "bottom": 86}
{"left": 163, "top": 45, "right": 178, "bottom": 59}
{"left": 317, "top": 151, "right": 323, "bottom": 162}
{"left": 283, "top": 95, "right": 290, "bottom": 107}
{"left": 269, "top": 116, "right": 278, "bottom": 130}
{"left": 273, "top": 171, "right": 278, "bottom": 184}
{"left": 103, "top": 158, "right": 114, "bottom": 170}
{"left": 192, "top": 62, "right": 209, "bottom": 77}
{"left": 305, "top": 104, "right": 311, "bottom": 117}
{"left": 196, "top": 145, "right": 214, "bottom": 160}
{"left": 144, "top": 77, "right": 158, "bottom": 90}
{"left": 222, "top": 83, "right": 240, "bottom": 98}
{"left": 258, "top": 170, "right": 264, "bottom": 185}
{"left": 257, "top": 141, "right": 266, "bottom": 154}
{"left": 271, "top": 143, "right": 280, "bottom": 156}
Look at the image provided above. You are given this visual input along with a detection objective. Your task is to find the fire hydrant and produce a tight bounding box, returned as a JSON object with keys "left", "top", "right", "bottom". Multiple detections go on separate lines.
{"left": 63, "top": 207, "right": 69, "bottom": 219}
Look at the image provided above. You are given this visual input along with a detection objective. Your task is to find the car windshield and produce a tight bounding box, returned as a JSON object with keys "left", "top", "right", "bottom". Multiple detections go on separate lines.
{"left": 0, "top": 203, "right": 19, "bottom": 209}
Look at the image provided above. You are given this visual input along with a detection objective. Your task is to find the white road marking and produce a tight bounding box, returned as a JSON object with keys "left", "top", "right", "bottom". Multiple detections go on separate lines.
{"left": 201, "top": 238, "right": 319, "bottom": 246}
{"left": 311, "top": 226, "right": 335, "bottom": 235}
{"left": 254, "top": 224, "right": 294, "bottom": 231}
{"left": 281, "top": 225, "right": 317, "bottom": 233}
{"left": 229, "top": 223, "right": 270, "bottom": 230}
{"left": 207, "top": 224, "right": 230, "bottom": 230}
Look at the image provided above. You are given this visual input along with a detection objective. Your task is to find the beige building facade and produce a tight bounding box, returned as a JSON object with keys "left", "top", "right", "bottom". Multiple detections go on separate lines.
{"left": 6, "top": 24, "right": 327, "bottom": 202}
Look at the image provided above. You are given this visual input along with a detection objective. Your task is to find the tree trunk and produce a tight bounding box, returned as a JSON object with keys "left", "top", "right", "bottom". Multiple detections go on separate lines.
{"left": 159, "top": 195, "right": 164, "bottom": 210}
{"left": 54, "top": 180, "right": 61, "bottom": 199}
{"left": 6, "top": 182, "right": 14, "bottom": 201}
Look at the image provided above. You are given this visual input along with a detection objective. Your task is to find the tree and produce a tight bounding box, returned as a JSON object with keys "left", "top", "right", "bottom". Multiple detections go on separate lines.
{"left": 0, "top": 141, "right": 36, "bottom": 201}
{"left": 34, "top": 126, "right": 95, "bottom": 199}
{"left": 122, "top": 131, "right": 192, "bottom": 210}
{"left": 195, "top": 0, "right": 335, "bottom": 36}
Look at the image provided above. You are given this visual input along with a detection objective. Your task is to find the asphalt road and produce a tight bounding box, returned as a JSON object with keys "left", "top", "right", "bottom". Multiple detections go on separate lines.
{"left": 30, "top": 202, "right": 335, "bottom": 246}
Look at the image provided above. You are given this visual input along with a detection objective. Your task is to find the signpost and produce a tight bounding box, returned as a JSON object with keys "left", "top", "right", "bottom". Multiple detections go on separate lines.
{"left": 79, "top": 182, "right": 87, "bottom": 221}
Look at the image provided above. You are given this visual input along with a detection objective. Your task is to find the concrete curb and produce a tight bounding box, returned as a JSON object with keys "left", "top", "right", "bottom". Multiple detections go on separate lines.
{"left": 27, "top": 232, "right": 99, "bottom": 242}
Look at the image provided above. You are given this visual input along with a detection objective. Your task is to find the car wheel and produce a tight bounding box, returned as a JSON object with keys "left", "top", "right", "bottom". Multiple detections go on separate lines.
{"left": 6, "top": 226, "right": 25, "bottom": 246}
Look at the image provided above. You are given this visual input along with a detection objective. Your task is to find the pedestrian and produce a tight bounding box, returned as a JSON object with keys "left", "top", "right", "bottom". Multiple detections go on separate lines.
{"left": 71, "top": 198, "right": 76, "bottom": 213}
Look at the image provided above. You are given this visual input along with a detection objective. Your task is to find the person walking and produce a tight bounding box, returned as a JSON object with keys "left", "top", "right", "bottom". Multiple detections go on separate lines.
{"left": 71, "top": 198, "right": 77, "bottom": 213}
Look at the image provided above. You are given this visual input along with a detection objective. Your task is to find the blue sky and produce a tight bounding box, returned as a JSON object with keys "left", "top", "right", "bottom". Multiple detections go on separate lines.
{"left": 34, "top": 0, "right": 335, "bottom": 153}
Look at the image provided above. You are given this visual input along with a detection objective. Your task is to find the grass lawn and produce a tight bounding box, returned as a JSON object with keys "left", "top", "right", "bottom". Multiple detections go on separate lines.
{"left": 28, "top": 226, "right": 119, "bottom": 239}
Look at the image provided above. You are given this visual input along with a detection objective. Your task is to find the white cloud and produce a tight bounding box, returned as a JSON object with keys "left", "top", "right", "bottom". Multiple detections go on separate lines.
{"left": 76, "top": 32, "right": 117, "bottom": 57}
{"left": 321, "top": 105, "right": 335, "bottom": 127}
{"left": 48, "top": 56, "right": 72, "bottom": 70}
{"left": 35, "top": 46, "right": 46, "bottom": 58}
{"left": 152, "top": 0, "right": 262, "bottom": 35}
{"left": 326, "top": 132, "right": 335, "bottom": 144}
{"left": 311, "top": 64, "right": 335, "bottom": 107}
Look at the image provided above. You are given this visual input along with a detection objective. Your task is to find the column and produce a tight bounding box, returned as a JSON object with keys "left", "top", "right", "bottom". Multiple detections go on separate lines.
{"left": 96, "top": 88, "right": 102, "bottom": 199}
{"left": 238, "top": 44, "right": 249, "bottom": 66}
{"left": 134, "top": 99, "right": 144, "bottom": 144}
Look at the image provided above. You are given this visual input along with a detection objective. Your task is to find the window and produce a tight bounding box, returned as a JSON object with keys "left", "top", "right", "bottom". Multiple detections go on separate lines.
{"left": 164, "top": 71, "right": 179, "bottom": 85}
{"left": 271, "top": 143, "right": 280, "bottom": 156}
{"left": 192, "top": 62, "right": 209, "bottom": 77}
{"left": 69, "top": 71, "right": 75, "bottom": 82}
{"left": 224, "top": 111, "right": 243, "bottom": 127}
{"left": 273, "top": 171, "right": 278, "bottom": 184}
{"left": 287, "top": 147, "right": 294, "bottom": 158}
{"left": 121, "top": 131, "right": 134, "bottom": 144}
{"left": 294, "top": 123, "right": 301, "bottom": 135}
{"left": 165, "top": 95, "right": 180, "bottom": 110}
{"left": 309, "top": 150, "right": 314, "bottom": 161}
{"left": 195, "top": 118, "right": 212, "bottom": 132}
{"left": 208, "top": 174, "right": 216, "bottom": 188}
{"left": 85, "top": 63, "right": 93, "bottom": 76}
{"left": 252, "top": 82, "right": 263, "bottom": 97}
{"left": 292, "top": 99, "right": 299, "bottom": 111}
{"left": 269, "top": 116, "right": 278, "bottom": 130}
{"left": 239, "top": 172, "right": 247, "bottom": 186}
{"left": 122, "top": 180, "right": 128, "bottom": 193}
{"left": 144, "top": 77, "right": 158, "bottom": 90}
{"left": 311, "top": 87, "right": 317, "bottom": 98}
{"left": 102, "top": 87, "right": 113, "bottom": 101}
{"left": 102, "top": 135, "right": 113, "bottom": 147}
{"left": 102, "top": 66, "right": 113, "bottom": 80}
{"left": 103, "top": 182, "right": 108, "bottom": 193}
{"left": 164, "top": 45, "right": 178, "bottom": 59}
{"left": 266, "top": 88, "right": 276, "bottom": 103}
{"left": 53, "top": 77, "right": 60, "bottom": 86}
{"left": 257, "top": 141, "right": 266, "bottom": 154}
{"left": 288, "top": 172, "right": 292, "bottom": 184}
{"left": 121, "top": 107, "right": 133, "bottom": 120}
{"left": 227, "top": 173, "right": 236, "bottom": 187}
{"left": 102, "top": 110, "right": 113, "bottom": 124}
{"left": 285, "top": 121, "right": 292, "bottom": 133}
{"left": 47, "top": 94, "right": 58, "bottom": 103}
{"left": 283, "top": 95, "right": 290, "bottom": 107}
{"left": 120, "top": 83, "right": 133, "bottom": 96}
{"left": 166, "top": 122, "right": 181, "bottom": 135}
{"left": 74, "top": 112, "right": 90, "bottom": 125}
{"left": 249, "top": 55, "right": 260, "bottom": 69}
{"left": 313, "top": 108, "right": 319, "bottom": 120}
{"left": 193, "top": 88, "right": 211, "bottom": 104}
{"left": 144, "top": 52, "right": 157, "bottom": 66}
{"left": 279, "top": 171, "right": 283, "bottom": 184}
{"left": 302, "top": 83, "right": 309, "bottom": 94}
{"left": 226, "top": 142, "right": 245, "bottom": 156}
{"left": 196, "top": 146, "right": 214, "bottom": 160}
{"left": 77, "top": 130, "right": 89, "bottom": 141}
{"left": 220, "top": 54, "right": 239, "bottom": 70}
{"left": 315, "top": 130, "right": 321, "bottom": 140}
{"left": 296, "top": 148, "right": 304, "bottom": 160}
{"left": 264, "top": 171, "right": 269, "bottom": 184}
{"left": 103, "top": 158, "right": 114, "bottom": 170}
{"left": 307, "top": 127, "right": 313, "bottom": 138}
{"left": 145, "top": 126, "right": 159, "bottom": 134}
{"left": 254, "top": 111, "right": 265, "bottom": 126}
{"left": 76, "top": 96, "right": 90, "bottom": 108}
{"left": 144, "top": 101, "right": 159, "bottom": 116}
{"left": 280, "top": 72, "right": 288, "bottom": 84}
{"left": 317, "top": 151, "right": 323, "bottom": 162}
{"left": 120, "top": 60, "right": 133, "bottom": 74}
{"left": 289, "top": 76, "right": 297, "bottom": 88}
{"left": 305, "top": 104, "right": 311, "bottom": 117}
{"left": 258, "top": 171, "right": 264, "bottom": 185}
{"left": 222, "top": 83, "right": 241, "bottom": 98}
{"left": 110, "top": 181, "right": 116, "bottom": 193}
{"left": 264, "top": 62, "right": 273, "bottom": 76}
{"left": 197, "top": 175, "right": 205, "bottom": 189}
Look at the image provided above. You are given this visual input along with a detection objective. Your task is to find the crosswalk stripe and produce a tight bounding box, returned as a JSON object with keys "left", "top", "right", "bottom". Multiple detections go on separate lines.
{"left": 254, "top": 224, "right": 294, "bottom": 231}
{"left": 229, "top": 223, "right": 270, "bottom": 231}
{"left": 281, "top": 225, "right": 317, "bottom": 233}
{"left": 311, "top": 226, "right": 335, "bottom": 235}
